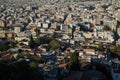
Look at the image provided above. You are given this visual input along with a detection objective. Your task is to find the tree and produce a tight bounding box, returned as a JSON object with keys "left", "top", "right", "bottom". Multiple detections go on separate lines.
{"left": 17, "top": 52, "right": 27, "bottom": 58}
{"left": 49, "top": 39, "right": 60, "bottom": 50}
{"left": 29, "top": 56, "right": 41, "bottom": 62}
{"left": 70, "top": 51, "right": 80, "bottom": 70}
{"left": 34, "top": 38, "right": 40, "bottom": 44}
{"left": 10, "top": 41, "right": 18, "bottom": 48}
{"left": 0, "top": 44, "right": 10, "bottom": 51}
{"left": 110, "top": 45, "right": 120, "bottom": 56}
{"left": 40, "top": 37, "right": 53, "bottom": 44}
{"left": 103, "top": 25, "right": 111, "bottom": 31}
{"left": 97, "top": 44, "right": 104, "bottom": 51}
{"left": 29, "top": 35, "right": 35, "bottom": 48}
{"left": 29, "top": 61, "right": 38, "bottom": 69}
{"left": 52, "top": 32, "right": 62, "bottom": 38}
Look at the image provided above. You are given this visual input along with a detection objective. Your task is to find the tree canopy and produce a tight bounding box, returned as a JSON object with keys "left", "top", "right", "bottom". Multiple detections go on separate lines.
{"left": 70, "top": 51, "right": 80, "bottom": 70}
{"left": 10, "top": 41, "right": 18, "bottom": 48}
{"left": 29, "top": 35, "right": 35, "bottom": 48}
{"left": 0, "top": 44, "right": 10, "bottom": 51}
{"left": 103, "top": 25, "right": 111, "bottom": 31}
{"left": 49, "top": 39, "right": 60, "bottom": 50}
{"left": 34, "top": 38, "right": 40, "bottom": 44}
{"left": 110, "top": 45, "right": 120, "bottom": 56}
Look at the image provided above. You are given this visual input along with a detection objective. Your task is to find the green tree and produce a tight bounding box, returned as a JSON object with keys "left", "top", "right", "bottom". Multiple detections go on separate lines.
{"left": 70, "top": 51, "right": 80, "bottom": 70}
{"left": 97, "top": 44, "right": 104, "bottom": 51}
{"left": 34, "top": 38, "right": 40, "bottom": 44}
{"left": 110, "top": 45, "right": 120, "bottom": 56}
{"left": 29, "top": 35, "right": 35, "bottom": 48}
{"left": 52, "top": 32, "right": 62, "bottom": 38}
{"left": 10, "top": 41, "right": 18, "bottom": 48}
{"left": 0, "top": 44, "right": 10, "bottom": 51}
{"left": 29, "top": 61, "right": 38, "bottom": 69}
{"left": 103, "top": 25, "right": 111, "bottom": 31}
{"left": 49, "top": 39, "right": 60, "bottom": 50}
{"left": 29, "top": 56, "right": 41, "bottom": 62}
{"left": 17, "top": 52, "right": 27, "bottom": 58}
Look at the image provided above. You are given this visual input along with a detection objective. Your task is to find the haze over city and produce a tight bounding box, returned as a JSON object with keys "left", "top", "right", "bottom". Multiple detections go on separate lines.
{"left": 0, "top": 0, "right": 120, "bottom": 80}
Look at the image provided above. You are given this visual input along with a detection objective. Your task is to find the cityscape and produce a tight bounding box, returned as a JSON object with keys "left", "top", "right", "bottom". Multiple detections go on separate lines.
{"left": 0, "top": 0, "right": 120, "bottom": 80}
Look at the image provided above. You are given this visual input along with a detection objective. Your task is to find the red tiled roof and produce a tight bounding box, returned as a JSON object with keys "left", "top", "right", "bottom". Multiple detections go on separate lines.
{"left": 58, "top": 63, "right": 68, "bottom": 68}
{"left": 2, "top": 53, "right": 11, "bottom": 60}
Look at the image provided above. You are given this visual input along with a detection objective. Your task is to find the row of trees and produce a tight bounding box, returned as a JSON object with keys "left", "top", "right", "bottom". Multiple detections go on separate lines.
{"left": 29, "top": 35, "right": 61, "bottom": 50}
